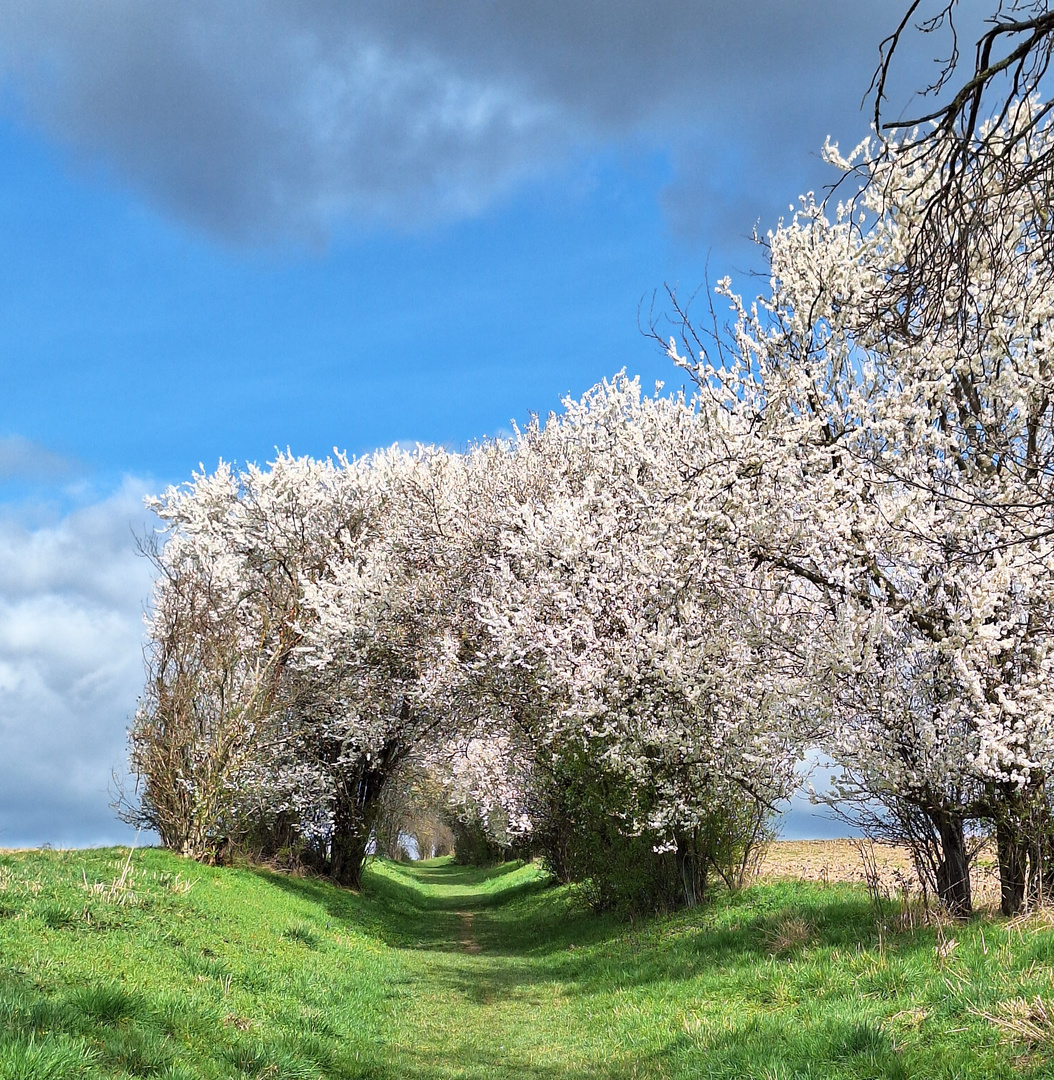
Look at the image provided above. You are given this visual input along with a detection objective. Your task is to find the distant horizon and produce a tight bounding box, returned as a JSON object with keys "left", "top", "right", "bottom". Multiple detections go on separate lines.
{"left": 0, "top": 792, "right": 861, "bottom": 851}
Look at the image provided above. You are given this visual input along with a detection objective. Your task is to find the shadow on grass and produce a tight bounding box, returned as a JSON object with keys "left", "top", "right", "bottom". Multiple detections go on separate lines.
{"left": 245, "top": 866, "right": 371, "bottom": 924}
{"left": 368, "top": 860, "right": 553, "bottom": 913}
{"left": 249, "top": 859, "right": 1000, "bottom": 1056}
{"left": 406, "top": 858, "right": 527, "bottom": 886}
{"left": 248, "top": 864, "right": 471, "bottom": 952}
{"left": 448, "top": 882, "right": 958, "bottom": 1000}
{"left": 251, "top": 861, "right": 937, "bottom": 982}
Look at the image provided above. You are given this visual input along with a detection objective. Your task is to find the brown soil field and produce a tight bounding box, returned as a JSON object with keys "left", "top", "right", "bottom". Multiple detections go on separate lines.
{"left": 759, "top": 838, "right": 1003, "bottom": 910}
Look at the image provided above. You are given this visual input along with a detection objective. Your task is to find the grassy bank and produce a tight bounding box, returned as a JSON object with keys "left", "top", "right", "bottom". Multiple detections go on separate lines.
{"left": 1, "top": 846, "right": 1053, "bottom": 1078}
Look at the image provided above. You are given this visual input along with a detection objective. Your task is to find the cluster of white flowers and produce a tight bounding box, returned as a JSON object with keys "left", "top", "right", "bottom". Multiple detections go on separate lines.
{"left": 475, "top": 378, "right": 808, "bottom": 847}
{"left": 131, "top": 382, "right": 807, "bottom": 889}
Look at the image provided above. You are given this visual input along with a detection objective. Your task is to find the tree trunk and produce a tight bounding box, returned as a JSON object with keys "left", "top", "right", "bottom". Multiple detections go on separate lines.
{"left": 996, "top": 817, "right": 1029, "bottom": 917}
{"left": 931, "top": 809, "right": 972, "bottom": 918}
{"left": 327, "top": 744, "right": 399, "bottom": 888}
{"left": 329, "top": 813, "right": 371, "bottom": 888}
{"left": 1026, "top": 792, "right": 1054, "bottom": 907}
{"left": 676, "top": 836, "right": 705, "bottom": 909}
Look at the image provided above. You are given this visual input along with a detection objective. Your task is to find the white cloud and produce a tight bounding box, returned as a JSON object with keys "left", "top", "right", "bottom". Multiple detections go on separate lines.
{"left": 0, "top": 479, "right": 156, "bottom": 847}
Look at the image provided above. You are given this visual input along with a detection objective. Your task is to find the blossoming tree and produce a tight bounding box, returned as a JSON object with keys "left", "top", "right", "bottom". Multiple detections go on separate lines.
{"left": 669, "top": 107, "right": 1054, "bottom": 914}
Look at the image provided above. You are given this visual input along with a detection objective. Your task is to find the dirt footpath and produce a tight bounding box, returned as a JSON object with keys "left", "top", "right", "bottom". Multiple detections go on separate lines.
{"left": 458, "top": 911, "right": 481, "bottom": 954}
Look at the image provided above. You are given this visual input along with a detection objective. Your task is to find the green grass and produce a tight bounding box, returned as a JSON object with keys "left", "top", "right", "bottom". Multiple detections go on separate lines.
{"left": 366, "top": 857, "right": 549, "bottom": 912}
{"left": 1, "top": 847, "right": 1054, "bottom": 1078}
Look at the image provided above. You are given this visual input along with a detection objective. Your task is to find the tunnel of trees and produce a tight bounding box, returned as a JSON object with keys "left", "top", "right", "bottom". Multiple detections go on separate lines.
{"left": 124, "top": 47, "right": 1054, "bottom": 916}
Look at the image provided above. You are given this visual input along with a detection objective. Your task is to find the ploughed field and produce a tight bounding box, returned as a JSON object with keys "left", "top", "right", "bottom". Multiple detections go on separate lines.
{"left": 758, "top": 839, "right": 1005, "bottom": 909}
{"left": 1, "top": 843, "right": 1053, "bottom": 1078}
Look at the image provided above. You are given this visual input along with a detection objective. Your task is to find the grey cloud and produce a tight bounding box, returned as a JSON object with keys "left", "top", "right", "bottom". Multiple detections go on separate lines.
{"left": 0, "top": 435, "right": 78, "bottom": 481}
{"left": 0, "top": 481, "right": 156, "bottom": 847}
{"left": 0, "top": 1, "right": 968, "bottom": 245}
{"left": 0, "top": 478, "right": 156, "bottom": 606}
{"left": 778, "top": 748, "right": 852, "bottom": 841}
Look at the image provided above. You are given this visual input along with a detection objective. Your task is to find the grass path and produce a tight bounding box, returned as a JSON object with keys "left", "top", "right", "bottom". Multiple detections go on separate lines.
{"left": 369, "top": 859, "right": 609, "bottom": 1076}
{"left": 4, "top": 848, "right": 1054, "bottom": 1077}
{"left": 361, "top": 858, "right": 1054, "bottom": 1079}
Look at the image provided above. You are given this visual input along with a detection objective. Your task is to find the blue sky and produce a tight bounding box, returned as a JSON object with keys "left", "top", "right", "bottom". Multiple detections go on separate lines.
{"left": 0, "top": 1, "right": 985, "bottom": 847}
{"left": 1, "top": 131, "right": 689, "bottom": 481}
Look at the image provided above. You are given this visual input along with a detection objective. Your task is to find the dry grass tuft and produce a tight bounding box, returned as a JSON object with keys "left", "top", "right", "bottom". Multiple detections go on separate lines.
{"left": 975, "top": 996, "right": 1054, "bottom": 1045}
{"left": 1007, "top": 906, "right": 1054, "bottom": 933}
{"left": 80, "top": 865, "right": 139, "bottom": 906}
{"left": 933, "top": 920, "right": 959, "bottom": 964}
{"left": 884, "top": 1006, "right": 930, "bottom": 1051}
{"left": 159, "top": 871, "right": 195, "bottom": 895}
{"left": 887, "top": 1006, "right": 929, "bottom": 1029}
{"left": 764, "top": 913, "right": 814, "bottom": 955}
{"left": 78, "top": 845, "right": 155, "bottom": 906}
